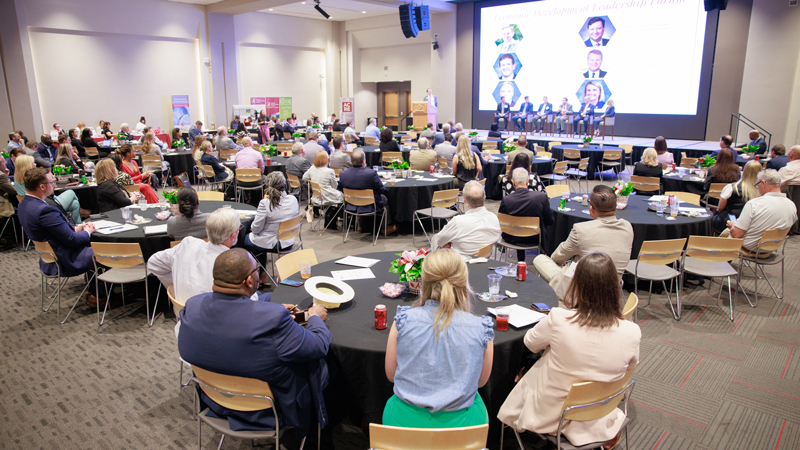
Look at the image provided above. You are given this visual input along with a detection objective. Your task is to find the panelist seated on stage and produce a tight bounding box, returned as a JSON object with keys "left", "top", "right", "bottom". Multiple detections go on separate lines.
{"left": 431, "top": 180, "right": 500, "bottom": 259}
{"left": 532, "top": 97, "right": 553, "bottom": 132}
{"left": 592, "top": 99, "right": 615, "bottom": 136}
{"left": 533, "top": 185, "right": 633, "bottom": 302}
{"left": 499, "top": 168, "right": 554, "bottom": 261}
{"left": 494, "top": 96, "right": 511, "bottom": 130}
{"left": 513, "top": 96, "right": 535, "bottom": 132}
{"left": 383, "top": 249, "right": 494, "bottom": 428}
{"left": 178, "top": 248, "right": 330, "bottom": 434}
{"left": 554, "top": 97, "right": 574, "bottom": 134}
{"left": 499, "top": 253, "right": 641, "bottom": 448}
{"left": 409, "top": 137, "right": 437, "bottom": 171}
{"left": 746, "top": 130, "right": 767, "bottom": 155}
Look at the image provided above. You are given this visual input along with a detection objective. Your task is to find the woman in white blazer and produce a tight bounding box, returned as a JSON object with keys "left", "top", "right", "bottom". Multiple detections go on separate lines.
{"left": 498, "top": 252, "right": 641, "bottom": 447}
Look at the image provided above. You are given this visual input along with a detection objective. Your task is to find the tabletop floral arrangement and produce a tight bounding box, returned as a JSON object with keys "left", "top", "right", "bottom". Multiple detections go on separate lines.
{"left": 613, "top": 180, "right": 634, "bottom": 209}
{"left": 311, "top": 124, "right": 320, "bottom": 129}
{"left": 228, "top": 129, "right": 236, "bottom": 135}
{"left": 698, "top": 155, "right": 716, "bottom": 168}
{"left": 171, "top": 138, "right": 186, "bottom": 148}
{"left": 116, "top": 132, "right": 128, "bottom": 141}
{"left": 162, "top": 189, "right": 179, "bottom": 215}
{"left": 502, "top": 139, "right": 516, "bottom": 153}
{"left": 260, "top": 144, "right": 277, "bottom": 156}
{"left": 389, "top": 248, "right": 428, "bottom": 294}
{"left": 407, "top": 125, "right": 415, "bottom": 130}
{"left": 741, "top": 144, "right": 758, "bottom": 154}
{"left": 52, "top": 165, "right": 73, "bottom": 176}
{"left": 582, "top": 136, "right": 593, "bottom": 145}
{"left": 292, "top": 132, "right": 304, "bottom": 138}
{"left": 388, "top": 159, "right": 409, "bottom": 170}
{"left": 468, "top": 131, "right": 479, "bottom": 137}
{"left": 1, "top": 152, "right": 8, "bottom": 159}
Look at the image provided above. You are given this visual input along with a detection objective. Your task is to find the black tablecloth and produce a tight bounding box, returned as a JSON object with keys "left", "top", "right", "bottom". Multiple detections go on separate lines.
{"left": 89, "top": 201, "right": 255, "bottom": 260}
{"left": 544, "top": 194, "right": 712, "bottom": 258}
{"left": 660, "top": 173, "right": 707, "bottom": 196}
{"left": 382, "top": 174, "right": 455, "bottom": 223}
{"left": 272, "top": 251, "right": 558, "bottom": 447}
{"left": 484, "top": 156, "right": 554, "bottom": 200}
{"left": 163, "top": 150, "right": 196, "bottom": 181}
{"left": 57, "top": 182, "right": 99, "bottom": 214}
{"left": 360, "top": 145, "right": 412, "bottom": 168}
{"left": 550, "top": 144, "right": 623, "bottom": 180}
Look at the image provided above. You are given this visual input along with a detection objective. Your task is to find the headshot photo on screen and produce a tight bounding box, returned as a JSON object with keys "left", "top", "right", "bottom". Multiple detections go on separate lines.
{"left": 576, "top": 80, "right": 609, "bottom": 108}
{"left": 493, "top": 81, "right": 521, "bottom": 106}
{"left": 580, "top": 16, "right": 615, "bottom": 48}
{"left": 495, "top": 24, "right": 523, "bottom": 53}
{"left": 583, "top": 49, "right": 607, "bottom": 79}
{"left": 494, "top": 53, "right": 521, "bottom": 80}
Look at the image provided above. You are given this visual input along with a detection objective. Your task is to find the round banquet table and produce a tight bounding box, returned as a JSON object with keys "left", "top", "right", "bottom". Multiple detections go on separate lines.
{"left": 381, "top": 172, "right": 455, "bottom": 223}
{"left": 272, "top": 251, "right": 559, "bottom": 447}
{"left": 89, "top": 201, "right": 255, "bottom": 261}
{"left": 484, "top": 156, "right": 554, "bottom": 200}
{"left": 550, "top": 144, "right": 622, "bottom": 180}
{"left": 660, "top": 172, "right": 707, "bottom": 196}
{"left": 543, "top": 194, "right": 713, "bottom": 258}
{"left": 56, "top": 181, "right": 100, "bottom": 214}
{"left": 360, "top": 145, "right": 411, "bottom": 168}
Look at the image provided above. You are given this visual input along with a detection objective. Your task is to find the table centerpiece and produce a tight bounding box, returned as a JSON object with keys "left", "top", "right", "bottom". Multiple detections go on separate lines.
{"left": 613, "top": 180, "right": 634, "bottom": 209}
{"left": 389, "top": 248, "right": 428, "bottom": 294}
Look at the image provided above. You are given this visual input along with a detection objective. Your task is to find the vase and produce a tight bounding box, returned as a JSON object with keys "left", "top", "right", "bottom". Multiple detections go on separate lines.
{"left": 170, "top": 203, "right": 180, "bottom": 215}
{"left": 394, "top": 169, "right": 402, "bottom": 177}
{"left": 408, "top": 279, "right": 421, "bottom": 295}
{"left": 616, "top": 195, "right": 629, "bottom": 209}
{"left": 56, "top": 175, "right": 70, "bottom": 183}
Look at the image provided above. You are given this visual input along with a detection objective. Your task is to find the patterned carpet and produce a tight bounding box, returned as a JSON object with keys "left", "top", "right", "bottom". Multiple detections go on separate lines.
{"left": 1, "top": 183, "right": 798, "bottom": 450}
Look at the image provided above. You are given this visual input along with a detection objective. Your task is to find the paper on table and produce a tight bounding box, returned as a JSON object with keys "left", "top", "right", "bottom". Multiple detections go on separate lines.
{"left": 335, "top": 256, "right": 380, "bottom": 268}
{"left": 94, "top": 224, "right": 138, "bottom": 235}
{"left": 680, "top": 207, "right": 708, "bottom": 213}
{"left": 648, "top": 195, "right": 669, "bottom": 202}
{"left": 416, "top": 178, "right": 439, "bottom": 182}
{"left": 144, "top": 224, "right": 168, "bottom": 235}
{"left": 488, "top": 304, "right": 545, "bottom": 328}
{"left": 432, "top": 174, "right": 455, "bottom": 178}
{"left": 235, "top": 209, "right": 256, "bottom": 215}
{"left": 330, "top": 268, "right": 375, "bottom": 281}
{"left": 90, "top": 220, "right": 123, "bottom": 229}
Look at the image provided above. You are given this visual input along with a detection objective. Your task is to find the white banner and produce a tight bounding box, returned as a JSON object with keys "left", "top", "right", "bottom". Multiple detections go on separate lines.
{"left": 339, "top": 97, "right": 355, "bottom": 123}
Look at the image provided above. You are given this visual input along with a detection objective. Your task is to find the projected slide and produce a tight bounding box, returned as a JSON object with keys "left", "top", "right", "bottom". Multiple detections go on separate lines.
{"left": 478, "top": 0, "right": 707, "bottom": 115}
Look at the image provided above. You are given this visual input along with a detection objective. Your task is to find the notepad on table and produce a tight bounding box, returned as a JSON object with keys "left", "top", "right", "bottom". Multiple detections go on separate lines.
{"left": 487, "top": 304, "right": 546, "bottom": 328}
{"left": 330, "top": 268, "right": 375, "bottom": 281}
{"left": 144, "top": 225, "right": 168, "bottom": 235}
{"left": 94, "top": 224, "right": 138, "bottom": 235}
{"left": 335, "top": 256, "right": 380, "bottom": 268}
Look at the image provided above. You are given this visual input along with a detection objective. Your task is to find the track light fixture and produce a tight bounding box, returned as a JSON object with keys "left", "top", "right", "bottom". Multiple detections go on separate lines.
{"left": 314, "top": 0, "right": 330, "bottom": 19}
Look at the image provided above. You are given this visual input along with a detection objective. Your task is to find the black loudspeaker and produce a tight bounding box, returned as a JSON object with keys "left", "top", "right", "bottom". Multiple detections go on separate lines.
{"left": 399, "top": 5, "right": 419, "bottom": 38}
{"left": 704, "top": 0, "right": 728, "bottom": 11}
{"left": 415, "top": 5, "right": 430, "bottom": 31}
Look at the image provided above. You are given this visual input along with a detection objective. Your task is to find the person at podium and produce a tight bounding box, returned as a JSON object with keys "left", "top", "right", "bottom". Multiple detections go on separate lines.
{"left": 424, "top": 88, "right": 437, "bottom": 108}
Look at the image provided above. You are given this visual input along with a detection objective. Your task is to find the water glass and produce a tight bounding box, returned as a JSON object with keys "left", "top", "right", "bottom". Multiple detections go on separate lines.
{"left": 159, "top": 202, "right": 167, "bottom": 212}
{"left": 299, "top": 260, "right": 312, "bottom": 279}
{"left": 121, "top": 207, "right": 133, "bottom": 223}
{"left": 488, "top": 274, "right": 502, "bottom": 296}
{"left": 656, "top": 202, "right": 664, "bottom": 216}
{"left": 139, "top": 196, "right": 147, "bottom": 210}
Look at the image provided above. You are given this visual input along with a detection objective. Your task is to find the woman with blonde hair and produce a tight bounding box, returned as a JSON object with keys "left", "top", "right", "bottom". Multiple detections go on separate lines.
{"left": 713, "top": 160, "right": 761, "bottom": 233}
{"left": 13, "top": 155, "right": 35, "bottom": 196}
{"left": 96, "top": 158, "right": 141, "bottom": 213}
{"left": 16, "top": 152, "right": 83, "bottom": 223}
{"left": 593, "top": 99, "right": 615, "bottom": 137}
{"left": 193, "top": 138, "right": 207, "bottom": 165}
{"left": 633, "top": 147, "right": 662, "bottom": 179}
{"left": 452, "top": 135, "right": 482, "bottom": 190}
{"left": 383, "top": 248, "right": 494, "bottom": 428}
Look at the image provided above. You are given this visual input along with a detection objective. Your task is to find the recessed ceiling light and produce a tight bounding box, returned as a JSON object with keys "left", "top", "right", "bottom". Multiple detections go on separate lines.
{"left": 362, "top": 11, "right": 366, "bottom": 13}
{"left": 301, "top": 2, "right": 305, "bottom": 3}
{"left": 269, "top": 8, "right": 273, "bottom": 10}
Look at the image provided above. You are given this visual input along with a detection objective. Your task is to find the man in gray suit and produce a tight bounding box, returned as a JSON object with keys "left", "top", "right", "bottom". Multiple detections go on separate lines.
{"left": 505, "top": 135, "right": 534, "bottom": 165}
{"left": 215, "top": 127, "right": 237, "bottom": 151}
{"left": 432, "top": 123, "right": 450, "bottom": 148}
{"left": 554, "top": 97, "right": 574, "bottom": 134}
{"left": 329, "top": 137, "right": 353, "bottom": 170}
{"left": 424, "top": 88, "right": 437, "bottom": 108}
{"left": 533, "top": 185, "right": 633, "bottom": 301}
{"left": 419, "top": 123, "right": 435, "bottom": 140}
{"left": 436, "top": 134, "right": 457, "bottom": 171}
{"left": 303, "top": 131, "right": 326, "bottom": 164}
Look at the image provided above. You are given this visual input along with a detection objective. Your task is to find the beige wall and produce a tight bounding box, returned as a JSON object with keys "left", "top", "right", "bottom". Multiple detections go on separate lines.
{"left": 455, "top": 2, "right": 475, "bottom": 128}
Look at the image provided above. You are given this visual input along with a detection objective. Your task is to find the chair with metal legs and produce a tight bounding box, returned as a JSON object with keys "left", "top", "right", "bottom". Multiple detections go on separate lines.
{"left": 564, "top": 157, "right": 589, "bottom": 193}
{"left": 253, "top": 213, "right": 304, "bottom": 282}
{"left": 630, "top": 175, "right": 661, "bottom": 196}
{"left": 166, "top": 285, "right": 191, "bottom": 387}
{"left": 274, "top": 248, "right": 318, "bottom": 282}
{"left": 598, "top": 150, "right": 623, "bottom": 182}
{"left": 622, "top": 293, "right": 638, "bottom": 321}
{"left": 412, "top": 189, "right": 459, "bottom": 247}
{"left": 308, "top": 181, "right": 343, "bottom": 235}
{"left": 342, "top": 188, "right": 387, "bottom": 246}
{"left": 739, "top": 227, "right": 790, "bottom": 307}
{"left": 680, "top": 236, "right": 744, "bottom": 322}
{"left": 15, "top": 195, "right": 32, "bottom": 251}
{"left": 625, "top": 239, "right": 686, "bottom": 321}
{"left": 235, "top": 168, "right": 265, "bottom": 204}
{"left": 496, "top": 214, "right": 541, "bottom": 264}
{"left": 90, "top": 242, "right": 151, "bottom": 326}
{"left": 32, "top": 240, "right": 96, "bottom": 324}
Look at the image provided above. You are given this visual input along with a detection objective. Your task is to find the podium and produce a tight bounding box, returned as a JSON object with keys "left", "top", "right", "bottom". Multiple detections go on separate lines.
{"left": 412, "top": 101, "right": 437, "bottom": 131}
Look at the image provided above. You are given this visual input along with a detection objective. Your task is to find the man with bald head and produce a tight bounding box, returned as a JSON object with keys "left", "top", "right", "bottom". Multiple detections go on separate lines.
{"left": 747, "top": 130, "right": 767, "bottom": 155}
{"left": 178, "top": 248, "right": 331, "bottom": 434}
{"left": 779, "top": 145, "right": 800, "bottom": 187}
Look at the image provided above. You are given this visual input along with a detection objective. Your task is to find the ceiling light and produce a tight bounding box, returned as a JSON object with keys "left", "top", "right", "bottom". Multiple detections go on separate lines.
{"left": 362, "top": 11, "right": 366, "bottom": 13}
{"left": 269, "top": 8, "right": 273, "bottom": 10}
{"left": 314, "top": 0, "right": 330, "bottom": 19}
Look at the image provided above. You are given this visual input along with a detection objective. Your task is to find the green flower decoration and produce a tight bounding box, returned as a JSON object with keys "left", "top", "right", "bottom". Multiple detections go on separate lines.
{"left": 162, "top": 190, "right": 178, "bottom": 204}
{"left": 388, "top": 159, "right": 409, "bottom": 170}
{"left": 741, "top": 144, "right": 758, "bottom": 154}
{"left": 582, "top": 136, "right": 593, "bottom": 144}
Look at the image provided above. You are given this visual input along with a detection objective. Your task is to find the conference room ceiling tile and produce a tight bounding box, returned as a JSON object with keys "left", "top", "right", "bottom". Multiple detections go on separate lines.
{"left": 257, "top": 0, "right": 398, "bottom": 21}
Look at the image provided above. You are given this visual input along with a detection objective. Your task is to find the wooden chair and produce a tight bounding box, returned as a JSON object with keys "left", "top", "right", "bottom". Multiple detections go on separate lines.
{"left": 486, "top": 149, "right": 501, "bottom": 155}
{"left": 219, "top": 149, "right": 238, "bottom": 161}
{"left": 664, "top": 191, "right": 701, "bottom": 205}
{"left": 274, "top": 248, "right": 317, "bottom": 281}
{"left": 437, "top": 156, "right": 449, "bottom": 172}
{"left": 622, "top": 293, "right": 638, "bottom": 321}
{"left": 630, "top": 175, "right": 661, "bottom": 194}
{"left": 364, "top": 136, "right": 379, "bottom": 145}
{"left": 625, "top": 239, "right": 686, "bottom": 320}
{"left": 343, "top": 188, "right": 387, "bottom": 245}
{"left": 536, "top": 151, "right": 552, "bottom": 160}
{"left": 545, "top": 185, "right": 570, "bottom": 198}
{"left": 332, "top": 131, "right": 344, "bottom": 138}
{"left": 563, "top": 148, "right": 582, "bottom": 167}
{"left": 286, "top": 173, "right": 302, "bottom": 202}
{"left": 598, "top": 149, "right": 623, "bottom": 181}
{"left": 199, "top": 164, "right": 220, "bottom": 187}
{"left": 412, "top": 189, "right": 460, "bottom": 247}
{"left": 681, "top": 236, "right": 744, "bottom": 321}
{"left": 32, "top": 240, "right": 95, "bottom": 324}
{"left": 739, "top": 227, "right": 791, "bottom": 306}
{"left": 235, "top": 168, "right": 264, "bottom": 203}
{"left": 482, "top": 141, "right": 497, "bottom": 150}
{"left": 382, "top": 152, "right": 403, "bottom": 166}
{"left": 283, "top": 132, "right": 293, "bottom": 140}
{"left": 476, "top": 242, "right": 494, "bottom": 259}
{"left": 90, "top": 242, "right": 152, "bottom": 326}
{"left": 123, "top": 184, "right": 140, "bottom": 194}
{"left": 564, "top": 157, "right": 589, "bottom": 192}
{"left": 600, "top": 116, "right": 615, "bottom": 140}
{"left": 308, "top": 181, "right": 343, "bottom": 234}
{"left": 196, "top": 191, "right": 224, "bottom": 201}
{"left": 85, "top": 147, "right": 99, "bottom": 160}
{"left": 540, "top": 161, "right": 568, "bottom": 186}
{"left": 619, "top": 144, "right": 633, "bottom": 172}
{"left": 549, "top": 141, "right": 562, "bottom": 149}
{"left": 496, "top": 213, "right": 541, "bottom": 263}
{"left": 478, "top": 179, "right": 486, "bottom": 186}
{"left": 369, "top": 424, "right": 489, "bottom": 450}
{"left": 333, "top": 168, "right": 343, "bottom": 178}
{"left": 680, "top": 158, "right": 698, "bottom": 168}
{"left": 705, "top": 182, "right": 727, "bottom": 210}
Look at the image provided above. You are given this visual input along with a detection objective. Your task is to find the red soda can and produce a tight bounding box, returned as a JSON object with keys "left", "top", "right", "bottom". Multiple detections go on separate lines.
{"left": 375, "top": 305, "right": 387, "bottom": 330}
{"left": 755, "top": 155, "right": 760, "bottom": 161}
{"left": 266, "top": 156, "right": 271, "bottom": 165}
{"left": 672, "top": 163, "right": 676, "bottom": 170}
{"left": 516, "top": 262, "right": 527, "bottom": 281}
{"left": 430, "top": 165, "right": 435, "bottom": 174}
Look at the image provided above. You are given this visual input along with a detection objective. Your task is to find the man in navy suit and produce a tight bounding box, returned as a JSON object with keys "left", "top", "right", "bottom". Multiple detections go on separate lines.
{"left": 710, "top": 135, "right": 734, "bottom": 157}
{"left": 584, "top": 17, "right": 609, "bottom": 47}
{"left": 572, "top": 102, "right": 596, "bottom": 135}
{"left": 17, "top": 168, "right": 97, "bottom": 278}
{"left": 37, "top": 136, "right": 57, "bottom": 166}
{"left": 747, "top": 130, "right": 767, "bottom": 155}
{"left": 494, "top": 96, "right": 511, "bottom": 131}
{"left": 512, "top": 96, "right": 535, "bottom": 132}
{"left": 532, "top": 96, "right": 553, "bottom": 132}
{"left": 338, "top": 149, "right": 396, "bottom": 234}
{"left": 767, "top": 145, "right": 790, "bottom": 171}
{"left": 178, "top": 248, "right": 331, "bottom": 435}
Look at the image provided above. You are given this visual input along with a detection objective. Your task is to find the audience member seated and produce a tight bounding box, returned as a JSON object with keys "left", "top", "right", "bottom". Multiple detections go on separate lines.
{"left": 135, "top": 116, "right": 147, "bottom": 132}
{"left": 177, "top": 248, "right": 330, "bottom": 434}
{"left": 487, "top": 124, "right": 502, "bottom": 139}
{"left": 69, "top": 128, "right": 86, "bottom": 158}
{"left": 110, "top": 152, "right": 159, "bottom": 204}
{"left": 633, "top": 148, "right": 663, "bottom": 179}
{"left": 101, "top": 121, "right": 113, "bottom": 140}
{"left": 244, "top": 172, "right": 299, "bottom": 274}
{"left": 24, "top": 140, "right": 49, "bottom": 169}
{"left": 432, "top": 123, "right": 450, "bottom": 148}
{"left": 383, "top": 249, "right": 493, "bottom": 428}
{"left": 37, "top": 136, "right": 57, "bottom": 166}
{"left": 303, "top": 131, "right": 326, "bottom": 164}
{"left": 710, "top": 135, "right": 734, "bottom": 157}
{"left": 231, "top": 122, "right": 247, "bottom": 142}
{"left": 95, "top": 159, "right": 141, "bottom": 213}
{"left": 499, "top": 168, "right": 553, "bottom": 261}
{"left": 343, "top": 121, "right": 363, "bottom": 146}
{"left": 592, "top": 99, "right": 615, "bottom": 136}
{"left": 287, "top": 142, "right": 311, "bottom": 199}
{"left": 435, "top": 134, "right": 457, "bottom": 170}
{"left": 329, "top": 137, "right": 353, "bottom": 170}
{"left": 431, "top": 180, "right": 500, "bottom": 258}
{"left": 200, "top": 141, "right": 231, "bottom": 183}
{"left": 12, "top": 155, "right": 34, "bottom": 196}
{"left": 365, "top": 118, "right": 381, "bottom": 140}
{"left": 379, "top": 128, "right": 400, "bottom": 153}
{"left": 214, "top": 127, "right": 237, "bottom": 152}
{"left": 766, "top": 145, "right": 789, "bottom": 171}
{"left": 167, "top": 188, "right": 210, "bottom": 240}
{"left": 409, "top": 137, "right": 437, "bottom": 171}
{"left": 188, "top": 120, "right": 204, "bottom": 148}
{"left": 747, "top": 130, "right": 767, "bottom": 155}
{"left": 338, "top": 149, "right": 396, "bottom": 235}
{"left": 118, "top": 144, "right": 152, "bottom": 185}
{"left": 117, "top": 123, "right": 134, "bottom": 141}
{"left": 0, "top": 170, "right": 15, "bottom": 209}
{"left": 502, "top": 153, "right": 544, "bottom": 196}
{"left": 499, "top": 252, "right": 641, "bottom": 447}
{"left": 713, "top": 160, "right": 760, "bottom": 233}
{"left": 533, "top": 185, "right": 633, "bottom": 301}
{"left": 16, "top": 152, "right": 82, "bottom": 224}
{"left": 453, "top": 136, "right": 482, "bottom": 190}
{"left": 56, "top": 143, "right": 84, "bottom": 176}
{"left": 80, "top": 128, "right": 108, "bottom": 159}
{"left": 654, "top": 136, "right": 673, "bottom": 166}
{"left": 703, "top": 148, "right": 741, "bottom": 200}
{"left": 778, "top": 145, "right": 800, "bottom": 187}
{"left": 142, "top": 132, "right": 169, "bottom": 183}
{"left": 419, "top": 123, "right": 435, "bottom": 140}
{"left": 505, "top": 136, "right": 534, "bottom": 166}
{"left": 7, "top": 132, "right": 23, "bottom": 151}
{"left": 5, "top": 148, "right": 23, "bottom": 180}
{"left": 725, "top": 169, "right": 797, "bottom": 255}
{"left": 303, "top": 152, "right": 343, "bottom": 229}
{"left": 171, "top": 128, "right": 183, "bottom": 147}
{"left": 234, "top": 137, "right": 266, "bottom": 205}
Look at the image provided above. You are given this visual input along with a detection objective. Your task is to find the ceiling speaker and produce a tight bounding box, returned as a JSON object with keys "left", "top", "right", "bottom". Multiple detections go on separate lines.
{"left": 415, "top": 5, "right": 430, "bottom": 31}
{"left": 399, "top": 5, "right": 419, "bottom": 38}
{"left": 704, "top": 0, "right": 728, "bottom": 11}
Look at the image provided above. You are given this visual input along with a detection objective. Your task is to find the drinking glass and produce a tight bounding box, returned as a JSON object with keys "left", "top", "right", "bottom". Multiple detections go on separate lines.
{"left": 299, "top": 261, "right": 312, "bottom": 279}
{"left": 495, "top": 307, "right": 510, "bottom": 331}
{"left": 139, "top": 196, "right": 147, "bottom": 210}
{"left": 121, "top": 207, "right": 133, "bottom": 223}
{"left": 488, "top": 274, "right": 502, "bottom": 296}
{"left": 159, "top": 202, "right": 167, "bottom": 212}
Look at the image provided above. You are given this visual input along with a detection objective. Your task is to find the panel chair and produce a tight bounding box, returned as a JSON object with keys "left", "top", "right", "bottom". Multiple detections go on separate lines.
{"left": 664, "top": 191, "right": 701, "bottom": 206}
{"left": 503, "top": 367, "right": 636, "bottom": 450}
{"left": 368, "top": 424, "right": 489, "bottom": 450}
{"left": 382, "top": 152, "right": 403, "bottom": 167}
{"left": 412, "top": 189, "right": 460, "bottom": 247}
{"left": 598, "top": 149, "right": 623, "bottom": 182}
{"left": 680, "top": 236, "right": 744, "bottom": 321}
{"left": 308, "top": 181, "right": 343, "bottom": 234}
{"left": 90, "top": 242, "right": 152, "bottom": 326}
{"left": 496, "top": 214, "right": 541, "bottom": 263}
{"left": 342, "top": 188, "right": 387, "bottom": 246}
{"left": 192, "top": 366, "right": 320, "bottom": 450}
{"left": 545, "top": 185, "right": 571, "bottom": 199}
{"left": 625, "top": 239, "right": 686, "bottom": 321}
{"left": 622, "top": 293, "right": 638, "bottom": 321}
{"left": 235, "top": 168, "right": 264, "bottom": 204}
{"left": 196, "top": 190, "right": 224, "bottom": 201}
{"left": 600, "top": 116, "right": 615, "bottom": 140}
{"left": 630, "top": 175, "right": 661, "bottom": 195}
{"left": 32, "top": 240, "right": 96, "bottom": 324}
{"left": 739, "top": 227, "right": 791, "bottom": 307}
{"left": 564, "top": 157, "right": 590, "bottom": 193}
{"left": 274, "top": 248, "right": 318, "bottom": 281}
{"left": 540, "top": 161, "right": 568, "bottom": 186}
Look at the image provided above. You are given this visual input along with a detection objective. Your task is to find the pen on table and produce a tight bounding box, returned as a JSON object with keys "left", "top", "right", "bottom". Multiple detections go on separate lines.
{"left": 105, "top": 226, "right": 125, "bottom": 231}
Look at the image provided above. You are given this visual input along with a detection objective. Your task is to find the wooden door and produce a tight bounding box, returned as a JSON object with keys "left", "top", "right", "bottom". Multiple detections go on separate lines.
{"left": 384, "top": 91, "right": 399, "bottom": 127}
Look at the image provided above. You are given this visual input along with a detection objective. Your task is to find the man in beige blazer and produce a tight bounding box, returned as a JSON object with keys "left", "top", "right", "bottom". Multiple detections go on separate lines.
{"left": 533, "top": 185, "right": 633, "bottom": 301}
{"left": 505, "top": 135, "right": 534, "bottom": 166}
{"left": 409, "top": 137, "right": 437, "bottom": 171}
